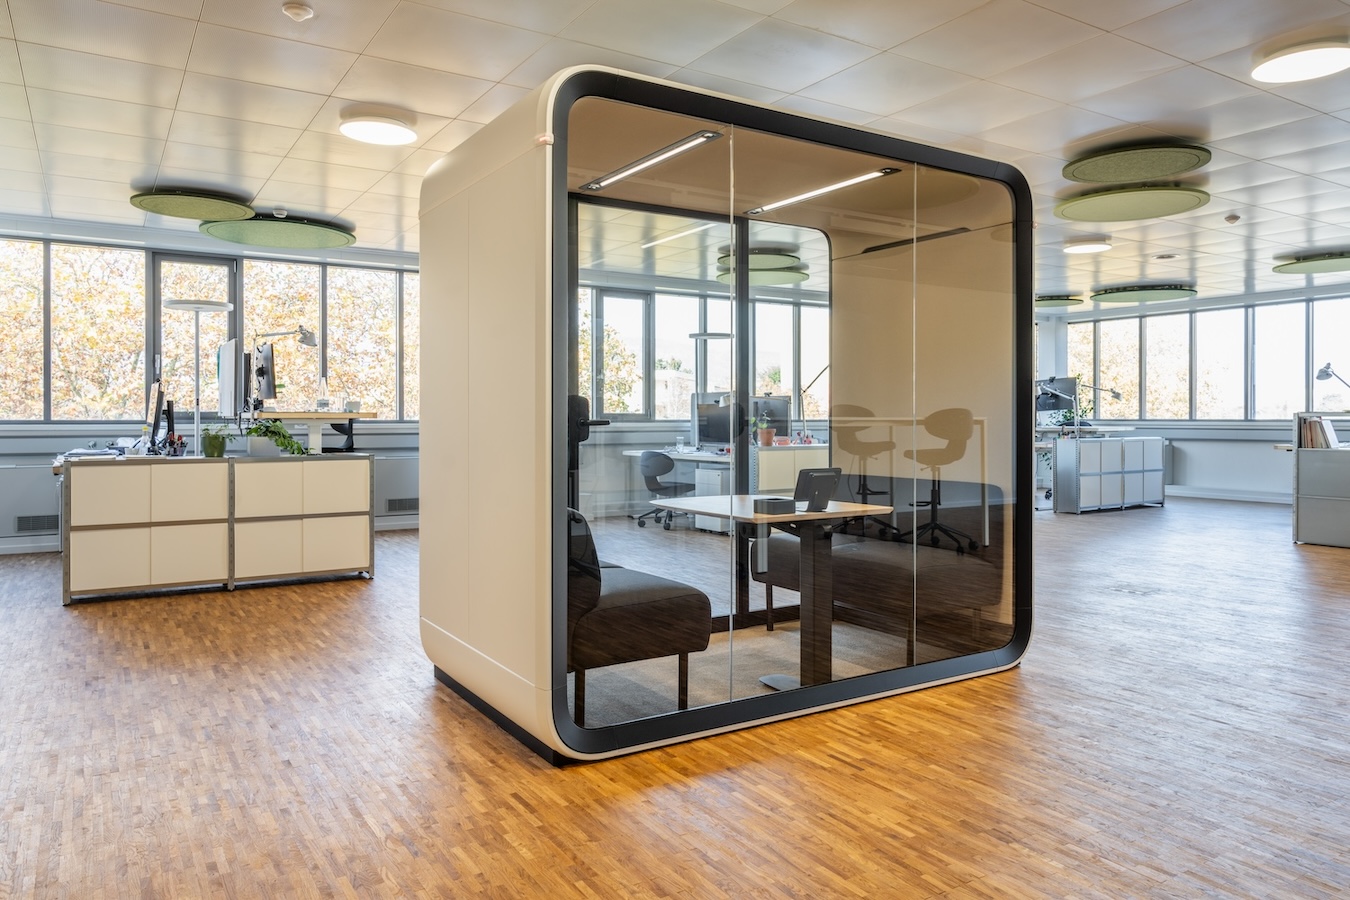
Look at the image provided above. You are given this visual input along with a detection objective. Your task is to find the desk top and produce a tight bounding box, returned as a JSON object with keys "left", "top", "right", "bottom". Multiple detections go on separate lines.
{"left": 262, "top": 410, "right": 377, "bottom": 420}
{"left": 623, "top": 444, "right": 827, "bottom": 463}
{"left": 652, "top": 494, "right": 891, "bottom": 525}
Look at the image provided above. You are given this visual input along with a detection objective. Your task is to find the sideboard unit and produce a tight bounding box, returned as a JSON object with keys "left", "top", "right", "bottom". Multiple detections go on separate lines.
{"left": 1052, "top": 436, "right": 1165, "bottom": 514}
{"left": 63, "top": 454, "right": 373, "bottom": 604}
{"left": 1292, "top": 412, "right": 1350, "bottom": 548}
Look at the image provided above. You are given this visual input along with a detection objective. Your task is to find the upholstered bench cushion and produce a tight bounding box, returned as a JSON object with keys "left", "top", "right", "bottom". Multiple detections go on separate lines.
{"left": 571, "top": 567, "right": 713, "bottom": 671}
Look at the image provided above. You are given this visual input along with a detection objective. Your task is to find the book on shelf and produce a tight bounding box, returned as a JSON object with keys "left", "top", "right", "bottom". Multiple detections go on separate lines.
{"left": 1300, "top": 415, "right": 1343, "bottom": 448}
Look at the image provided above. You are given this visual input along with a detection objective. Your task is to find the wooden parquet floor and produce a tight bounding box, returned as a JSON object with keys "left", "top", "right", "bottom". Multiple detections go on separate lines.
{"left": 2, "top": 499, "right": 1349, "bottom": 898}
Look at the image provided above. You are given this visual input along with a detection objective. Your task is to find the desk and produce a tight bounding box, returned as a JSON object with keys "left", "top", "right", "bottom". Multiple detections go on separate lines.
{"left": 651, "top": 494, "right": 892, "bottom": 690}
{"left": 264, "top": 410, "right": 377, "bottom": 453}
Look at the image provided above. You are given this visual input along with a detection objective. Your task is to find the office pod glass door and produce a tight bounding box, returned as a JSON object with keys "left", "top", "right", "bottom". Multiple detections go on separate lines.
{"left": 552, "top": 74, "right": 1029, "bottom": 752}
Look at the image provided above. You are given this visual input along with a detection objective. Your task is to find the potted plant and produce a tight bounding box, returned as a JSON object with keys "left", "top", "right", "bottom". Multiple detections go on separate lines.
{"left": 753, "top": 412, "right": 776, "bottom": 447}
{"left": 245, "top": 418, "right": 308, "bottom": 456}
{"left": 200, "top": 423, "right": 237, "bottom": 458}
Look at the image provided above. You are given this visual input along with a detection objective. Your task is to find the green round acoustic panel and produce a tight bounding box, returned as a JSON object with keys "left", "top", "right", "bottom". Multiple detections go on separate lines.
{"left": 1272, "top": 252, "right": 1350, "bottom": 274}
{"left": 131, "top": 190, "right": 254, "bottom": 220}
{"left": 200, "top": 216, "right": 355, "bottom": 249}
{"left": 1034, "top": 295, "right": 1082, "bottom": 307}
{"left": 1055, "top": 186, "right": 1210, "bottom": 222}
{"left": 1091, "top": 284, "right": 1196, "bottom": 303}
{"left": 1063, "top": 144, "right": 1211, "bottom": 184}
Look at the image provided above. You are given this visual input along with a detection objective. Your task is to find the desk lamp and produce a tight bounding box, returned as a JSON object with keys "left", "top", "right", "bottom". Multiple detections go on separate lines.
{"left": 163, "top": 298, "right": 234, "bottom": 457}
{"left": 1316, "top": 362, "right": 1350, "bottom": 391}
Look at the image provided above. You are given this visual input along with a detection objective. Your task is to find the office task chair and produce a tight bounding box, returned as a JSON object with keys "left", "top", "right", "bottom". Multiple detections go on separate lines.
{"left": 631, "top": 450, "right": 696, "bottom": 530}
{"left": 899, "top": 407, "right": 980, "bottom": 553}
{"left": 567, "top": 510, "right": 712, "bottom": 726}
{"left": 831, "top": 404, "right": 896, "bottom": 538}
{"left": 323, "top": 419, "right": 356, "bottom": 453}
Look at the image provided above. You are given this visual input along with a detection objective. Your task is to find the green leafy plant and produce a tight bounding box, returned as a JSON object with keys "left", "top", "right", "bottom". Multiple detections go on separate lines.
{"left": 246, "top": 418, "right": 307, "bottom": 455}
{"left": 752, "top": 412, "right": 772, "bottom": 431}
{"left": 201, "top": 422, "right": 238, "bottom": 439}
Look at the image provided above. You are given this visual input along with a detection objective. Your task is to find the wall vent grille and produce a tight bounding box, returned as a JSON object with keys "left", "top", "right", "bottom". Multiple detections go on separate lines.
{"left": 386, "top": 498, "right": 419, "bottom": 513}
{"left": 17, "top": 514, "right": 60, "bottom": 533}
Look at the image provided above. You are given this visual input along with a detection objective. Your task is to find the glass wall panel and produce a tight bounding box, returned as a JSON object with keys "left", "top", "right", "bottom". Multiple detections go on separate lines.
{"left": 1195, "top": 308, "right": 1245, "bottom": 419}
{"left": 50, "top": 244, "right": 146, "bottom": 420}
{"left": 328, "top": 266, "right": 398, "bottom": 419}
{"left": 402, "top": 272, "right": 420, "bottom": 419}
{"left": 1098, "top": 317, "right": 1139, "bottom": 419}
{"left": 242, "top": 260, "right": 320, "bottom": 410}
{"left": 1312, "top": 297, "right": 1350, "bottom": 410}
{"left": 1145, "top": 313, "right": 1189, "bottom": 418}
{"left": 1253, "top": 302, "right": 1306, "bottom": 420}
{"left": 158, "top": 258, "right": 232, "bottom": 422}
{"left": 705, "top": 298, "right": 732, "bottom": 393}
{"left": 0, "top": 239, "right": 44, "bottom": 419}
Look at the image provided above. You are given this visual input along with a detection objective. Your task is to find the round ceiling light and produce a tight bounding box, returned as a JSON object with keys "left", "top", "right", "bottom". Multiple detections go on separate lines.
{"left": 717, "top": 248, "right": 801, "bottom": 269}
{"left": 1063, "top": 144, "right": 1211, "bottom": 183}
{"left": 1055, "top": 186, "right": 1210, "bottom": 222}
{"left": 130, "top": 190, "right": 254, "bottom": 220}
{"left": 339, "top": 105, "right": 417, "bottom": 145}
{"left": 1091, "top": 284, "right": 1196, "bottom": 303}
{"left": 716, "top": 267, "right": 809, "bottom": 286}
{"left": 1252, "top": 38, "right": 1350, "bottom": 83}
{"left": 1035, "top": 295, "right": 1083, "bottom": 307}
{"left": 1272, "top": 252, "right": 1350, "bottom": 274}
{"left": 200, "top": 216, "right": 355, "bottom": 249}
{"left": 1063, "top": 238, "right": 1112, "bottom": 254}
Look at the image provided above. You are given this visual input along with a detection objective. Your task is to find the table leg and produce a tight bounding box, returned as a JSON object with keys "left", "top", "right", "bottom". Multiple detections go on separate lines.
{"left": 759, "top": 520, "right": 833, "bottom": 691}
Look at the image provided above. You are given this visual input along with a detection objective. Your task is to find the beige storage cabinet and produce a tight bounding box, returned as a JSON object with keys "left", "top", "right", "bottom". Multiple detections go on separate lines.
{"left": 63, "top": 455, "right": 373, "bottom": 603}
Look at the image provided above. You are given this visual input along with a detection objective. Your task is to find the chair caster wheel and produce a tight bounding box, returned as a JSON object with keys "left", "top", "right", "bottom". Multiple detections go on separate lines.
{"left": 968, "top": 540, "right": 979, "bottom": 550}
{"left": 663, "top": 521, "right": 672, "bottom": 530}
{"left": 877, "top": 527, "right": 889, "bottom": 539}
{"left": 930, "top": 535, "right": 940, "bottom": 546}
{"left": 637, "top": 519, "right": 646, "bottom": 527}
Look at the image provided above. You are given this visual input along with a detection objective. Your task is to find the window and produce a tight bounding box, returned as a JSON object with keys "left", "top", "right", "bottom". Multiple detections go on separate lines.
{"left": 1194, "top": 308, "right": 1245, "bottom": 419}
{"left": 654, "top": 293, "right": 697, "bottom": 420}
{"left": 1252, "top": 303, "right": 1305, "bottom": 420}
{"left": 402, "top": 273, "right": 420, "bottom": 420}
{"left": 800, "top": 305, "right": 829, "bottom": 419}
{"left": 596, "top": 291, "right": 647, "bottom": 416}
{"left": 50, "top": 244, "right": 146, "bottom": 420}
{"left": 0, "top": 239, "right": 44, "bottom": 419}
{"left": 705, "top": 298, "right": 732, "bottom": 393}
{"left": 1313, "top": 297, "right": 1350, "bottom": 411}
{"left": 1097, "top": 318, "right": 1138, "bottom": 419}
{"left": 1066, "top": 322, "right": 1094, "bottom": 412}
{"left": 1144, "top": 314, "right": 1189, "bottom": 419}
{"left": 327, "top": 266, "right": 398, "bottom": 419}
{"left": 243, "top": 260, "right": 321, "bottom": 411}
{"left": 754, "top": 301, "right": 794, "bottom": 400}
{"left": 157, "top": 258, "right": 233, "bottom": 421}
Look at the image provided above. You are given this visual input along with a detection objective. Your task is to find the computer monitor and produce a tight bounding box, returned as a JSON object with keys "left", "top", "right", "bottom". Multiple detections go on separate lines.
{"left": 217, "top": 338, "right": 237, "bottom": 416}
{"left": 145, "top": 380, "right": 164, "bottom": 449}
{"left": 1035, "top": 376, "right": 1077, "bottom": 412}
{"left": 692, "top": 392, "right": 734, "bottom": 449}
{"left": 255, "top": 341, "right": 277, "bottom": 401}
{"left": 751, "top": 394, "right": 791, "bottom": 436}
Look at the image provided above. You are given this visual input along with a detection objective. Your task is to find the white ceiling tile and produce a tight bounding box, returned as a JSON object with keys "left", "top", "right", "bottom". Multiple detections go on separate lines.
{"left": 1075, "top": 66, "right": 1257, "bottom": 123}
{"left": 365, "top": 4, "right": 549, "bottom": 81}
{"left": 186, "top": 23, "right": 357, "bottom": 94}
{"left": 0, "top": 39, "right": 21, "bottom": 84}
{"left": 797, "top": 53, "right": 975, "bottom": 117}
{"left": 267, "top": 156, "right": 384, "bottom": 192}
{"left": 1202, "top": 161, "right": 1323, "bottom": 195}
{"left": 0, "top": 81, "right": 28, "bottom": 119}
{"left": 561, "top": 0, "right": 762, "bottom": 67}
{"left": 775, "top": 0, "right": 986, "bottom": 50}
{"left": 0, "top": 115, "right": 36, "bottom": 150}
{"left": 1211, "top": 115, "right": 1350, "bottom": 161}
{"left": 666, "top": 69, "right": 786, "bottom": 105}
{"left": 32, "top": 122, "right": 164, "bottom": 165}
{"left": 989, "top": 34, "right": 1184, "bottom": 104}
{"left": 983, "top": 105, "right": 1129, "bottom": 156}
{"left": 0, "top": 143, "right": 40, "bottom": 173}
{"left": 151, "top": 167, "right": 266, "bottom": 198}
{"left": 286, "top": 129, "right": 418, "bottom": 171}
{"left": 420, "top": 121, "right": 484, "bottom": 154}
{"left": 457, "top": 84, "right": 532, "bottom": 125}
{"left": 772, "top": 95, "right": 878, "bottom": 126}
{"left": 251, "top": 179, "right": 364, "bottom": 213}
{"left": 366, "top": 170, "right": 423, "bottom": 198}
{"left": 49, "top": 194, "right": 147, "bottom": 223}
{"left": 408, "top": 0, "right": 594, "bottom": 33}
{"left": 1266, "top": 143, "right": 1350, "bottom": 178}
{"left": 0, "top": 187, "right": 49, "bottom": 215}
{"left": 504, "top": 38, "right": 680, "bottom": 90}
{"left": 334, "top": 57, "right": 492, "bottom": 121}
{"left": 200, "top": 0, "right": 398, "bottom": 53}
{"left": 685, "top": 18, "right": 874, "bottom": 94}
{"left": 26, "top": 89, "right": 173, "bottom": 139}
{"left": 46, "top": 172, "right": 136, "bottom": 203}
{"left": 890, "top": 82, "right": 1062, "bottom": 136}
{"left": 167, "top": 110, "right": 303, "bottom": 157}
{"left": 1116, "top": 0, "right": 1350, "bottom": 63}
{"left": 342, "top": 190, "right": 419, "bottom": 216}
{"left": 17, "top": 43, "right": 184, "bottom": 107}
{"left": 716, "top": 0, "right": 793, "bottom": 14}
{"left": 0, "top": 2, "right": 11, "bottom": 40}
{"left": 177, "top": 73, "right": 326, "bottom": 129}
{"left": 391, "top": 148, "right": 445, "bottom": 178}
{"left": 892, "top": 0, "right": 1100, "bottom": 80}
{"left": 1182, "top": 93, "right": 1320, "bottom": 144}
{"left": 9, "top": 0, "right": 196, "bottom": 68}
{"left": 159, "top": 141, "right": 283, "bottom": 180}
{"left": 41, "top": 150, "right": 157, "bottom": 184}
{"left": 1019, "top": 0, "right": 1188, "bottom": 31}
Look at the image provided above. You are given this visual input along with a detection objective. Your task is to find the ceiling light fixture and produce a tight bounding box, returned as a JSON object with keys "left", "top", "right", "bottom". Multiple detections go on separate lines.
{"left": 282, "top": 2, "right": 314, "bottom": 22}
{"left": 639, "top": 222, "right": 718, "bottom": 249}
{"left": 1062, "top": 144, "right": 1211, "bottom": 183}
{"left": 1063, "top": 237, "right": 1112, "bottom": 254}
{"left": 1252, "top": 37, "right": 1350, "bottom": 83}
{"left": 338, "top": 105, "right": 418, "bottom": 145}
{"left": 1272, "top": 252, "right": 1350, "bottom": 274}
{"left": 1055, "top": 186, "right": 1210, "bottom": 222}
{"left": 580, "top": 131, "right": 723, "bottom": 192}
{"left": 1090, "top": 284, "right": 1196, "bottom": 303}
{"left": 1035, "top": 295, "right": 1083, "bottom": 307}
{"left": 746, "top": 168, "right": 899, "bottom": 216}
